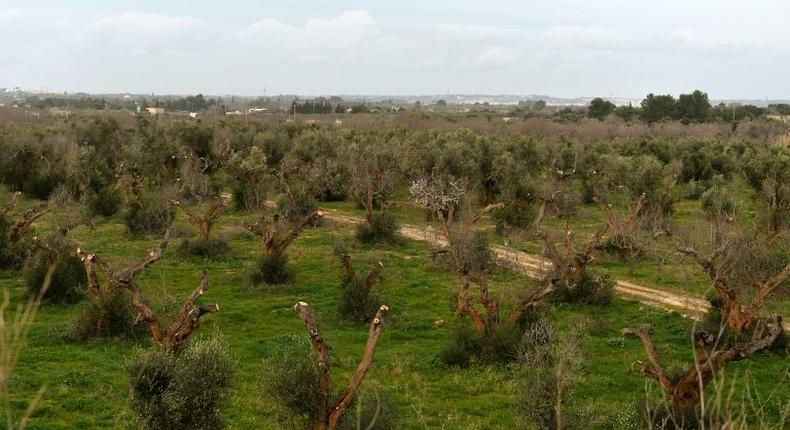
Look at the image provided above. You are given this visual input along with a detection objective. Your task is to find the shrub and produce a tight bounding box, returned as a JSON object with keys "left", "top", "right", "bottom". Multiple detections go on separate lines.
{"left": 552, "top": 272, "right": 615, "bottom": 306}
{"left": 355, "top": 213, "right": 400, "bottom": 244}
{"left": 250, "top": 251, "right": 293, "bottom": 285}
{"left": 24, "top": 237, "right": 86, "bottom": 305}
{"left": 700, "top": 175, "right": 736, "bottom": 221}
{"left": 336, "top": 389, "right": 400, "bottom": 430}
{"left": 128, "top": 336, "right": 235, "bottom": 430}
{"left": 178, "top": 238, "right": 230, "bottom": 258}
{"left": 520, "top": 320, "right": 588, "bottom": 430}
{"left": 337, "top": 275, "right": 381, "bottom": 324}
{"left": 600, "top": 235, "right": 645, "bottom": 261}
{"left": 71, "top": 289, "right": 145, "bottom": 341}
{"left": 335, "top": 243, "right": 383, "bottom": 323}
{"left": 124, "top": 193, "right": 174, "bottom": 237}
{"left": 477, "top": 322, "right": 524, "bottom": 363}
{"left": 438, "top": 320, "right": 524, "bottom": 367}
{"left": 438, "top": 323, "right": 478, "bottom": 368}
{"left": 86, "top": 185, "right": 122, "bottom": 217}
{"left": 261, "top": 335, "right": 320, "bottom": 425}
{"left": 261, "top": 335, "right": 398, "bottom": 430}
{"left": 276, "top": 190, "right": 318, "bottom": 224}
{"left": 232, "top": 185, "right": 267, "bottom": 212}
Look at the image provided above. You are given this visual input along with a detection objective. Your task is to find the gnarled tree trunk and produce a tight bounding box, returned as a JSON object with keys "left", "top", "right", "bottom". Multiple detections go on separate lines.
{"left": 294, "top": 302, "right": 389, "bottom": 430}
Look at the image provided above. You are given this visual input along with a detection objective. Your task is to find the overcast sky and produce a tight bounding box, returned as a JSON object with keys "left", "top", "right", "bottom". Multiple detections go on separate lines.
{"left": 1, "top": 1, "right": 788, "bottom": 98}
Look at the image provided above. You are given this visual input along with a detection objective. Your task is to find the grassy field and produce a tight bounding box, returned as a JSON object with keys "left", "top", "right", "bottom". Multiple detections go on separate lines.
{"left": 1, "top": 189, "right": 789, "bottom": 429}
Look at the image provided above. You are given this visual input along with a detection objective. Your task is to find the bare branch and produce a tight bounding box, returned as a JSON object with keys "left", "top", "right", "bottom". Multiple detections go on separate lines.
{"left": 471, "top": 202, "right": 504, "bottom": 224}
{"left": 328, "top": 304, "right": 390, "bottom": 429}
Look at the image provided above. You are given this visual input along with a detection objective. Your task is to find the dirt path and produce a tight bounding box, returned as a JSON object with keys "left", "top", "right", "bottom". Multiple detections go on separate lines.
{"left": 321, "top": 208, "right": 787, "bottom": 329}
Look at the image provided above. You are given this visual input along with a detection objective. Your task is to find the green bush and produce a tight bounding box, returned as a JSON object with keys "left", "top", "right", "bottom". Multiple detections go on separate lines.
{"left": 178, "top": 238, "right": 230, "bottom": 258}
{"left": 552, "top": 272, "right": 615, "bottom": 306}
{"left": 86, "top": 185, "right": 122, "bottom": 217}
{"left": 337, "top": 276, "right": 381, "bottom": 324}
{"left": 124, "top": 194, "right": 174, "bottom": 237}
{"left": 599, "top": 235, "right": 644, "bottom": 261}
{"left": 250, "top": 251, "right": 293, "bottom": 285}
{"left": 128, "top": 336, "right": 235, "bottom": 430}
{"left": 71, "top": 289, "right": 145, "bottom": 341}
{"left": 261, "top": 335, "right": 398, "bottom": 430}
{"left": 24, "top": 237, "right": 86, "bottom": 305}
{"left": 438, "top": 321, "right": 523, "bottom": 367}
{"left": 335, "top": 244, "right": 383, "bottom": 323}
{"left": 276, "top": 190, "right": 318, "bottom": 224}
{"left": 477, "top": 322, "right": 524, "bottom": 364}
{"left": 336, "top": 389, "right": 400, "bottom": 430}
{"left": 261, "top": 335, "right": 320, "bottom": 425}
{"left": 438, "top": 323, "right": 477, "bottom": 368}
{"left": 520, "top": 320, "right": 589, "bottom": 429}
{"left": 355, "top": 213, "right": 400, "bottom": 244}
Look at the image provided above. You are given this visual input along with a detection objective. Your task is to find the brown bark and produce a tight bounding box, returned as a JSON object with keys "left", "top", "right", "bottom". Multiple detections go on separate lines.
{"left": 127, "top": 270, "right": 219, "bottom": 353}
{"left": 76, "top": 229, "right": 219, "bottom": 352}
{"left": 294, "top": 302, "right": 390, "bottom": 430}
{"left": 535, "top": 209, "right": 608, "bottom": 292}
{"left": 471, "top": 203, "right": 504, "bottom": 224}
{"left": 623, "top": 317, "right": 783, "bottom": 414}
{"left": 245, "top": 210, "right": 323, "bottom": 256}
{"left": 9, "top": 204, "right": 49, "bottom": 244}
{"left": 678, "top": 245, "right": 790, "bottom": 333}
{"left": 172, "top": 197, "right": 228, "bottom": 241}
{"left": 76, "top": 228, "right": 171, "bottom": 298}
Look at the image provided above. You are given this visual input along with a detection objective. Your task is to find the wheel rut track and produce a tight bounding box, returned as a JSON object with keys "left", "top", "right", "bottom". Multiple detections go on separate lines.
{"left": 319, "top": 208, "right": 788, "bottom": 330}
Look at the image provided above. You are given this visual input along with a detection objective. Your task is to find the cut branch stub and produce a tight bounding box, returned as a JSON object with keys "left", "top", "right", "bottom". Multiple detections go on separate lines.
{"left": 129, "top": 269, "right": 219, "bottom": 353}
{"left": 623, "top": 317, "right": 783, "bottom": 413}
{"left": 677, "top": 243, "right": 789, "bottom": 333}
{"left": 294, "top": 302, "right": 390, "bottom": 430}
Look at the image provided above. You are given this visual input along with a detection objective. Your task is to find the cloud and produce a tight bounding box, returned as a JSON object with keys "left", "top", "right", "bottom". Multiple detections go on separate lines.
{"left": 238, "top": 10, "right": 380, "bottom": 60}
{"left": 477, "top": 46, "right": 518, "bottom": 66}
{"left": 1, "top": 4, "right": 789, "bottom": 97}
{"left": 0, "top": 9, "right": 20, "bottom": 24}
{"left": 75, "top": 11, "right": 211, "bottom": 56}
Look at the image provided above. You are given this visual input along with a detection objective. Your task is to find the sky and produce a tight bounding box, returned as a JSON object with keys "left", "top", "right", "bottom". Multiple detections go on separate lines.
{"left": 1, "top": 1, "right": 789, "bottom": 98}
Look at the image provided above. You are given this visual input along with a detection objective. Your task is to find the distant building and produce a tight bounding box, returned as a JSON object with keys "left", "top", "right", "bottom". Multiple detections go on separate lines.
{"left": 146, "top": 107, "right": 165, "bottom": 116}
{"left": 767, "top": 113, "right": 789, "bottom": 123}
{"left": 247, "top": 107, "right": 267, "bottom": 114}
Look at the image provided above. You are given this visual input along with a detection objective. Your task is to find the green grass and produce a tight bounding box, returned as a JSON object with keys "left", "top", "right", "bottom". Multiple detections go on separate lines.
{"left": 1, "top": 189, "right": 788, "bottom": 429}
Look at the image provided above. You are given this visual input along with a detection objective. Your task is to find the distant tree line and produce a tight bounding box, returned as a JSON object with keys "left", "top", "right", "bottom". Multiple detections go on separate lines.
{"left": 291, "top": 99, "right": 374, "bottom": 114}
{"left": 25, "top": 96, "right": 134, "bottom": 111}
{"left": 583, "top": 90, "right": 788, "bottom": 123}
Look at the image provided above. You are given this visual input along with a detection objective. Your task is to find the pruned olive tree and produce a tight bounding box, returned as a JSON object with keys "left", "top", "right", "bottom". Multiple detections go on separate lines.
{"left": 532, "top": 195, "right": 614, "bottom": 305}
{"left": 293, "top": 301, "right": 390, "bottom": 430}
{"left": 76, "top": 228, "right": 219, "bottom": 351}
{"left": 411, "top": 175, "right": 548, "bottom": 364}
{"left": 245, "top": 209, "right": 324, "bottom": 285}
{"left": 345, "top": 141, "right": 401, "bottom": 244}
{"left": 597, "top": 193, "right": 647, "bottom": 262}
{"left": 0, "top": 192, "right": 48, "bottom": 268}
{"left": 677, "top": 237, "right": 789, "bottom": 334}
{"left": 623, "top": 317, "right": 783, "bottom": 420}
{"left": 73, "top": 228, "right": 171, "bottom": 339}
{"left": 171, "top": 155, "right": 230, "bottom": 256}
